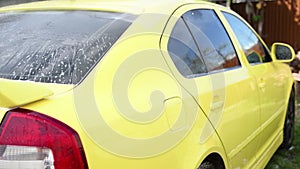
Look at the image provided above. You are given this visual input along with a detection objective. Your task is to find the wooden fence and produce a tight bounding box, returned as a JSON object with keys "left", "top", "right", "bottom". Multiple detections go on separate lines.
{"left": 231, "top": 0, "right": 300, "bottom": 52}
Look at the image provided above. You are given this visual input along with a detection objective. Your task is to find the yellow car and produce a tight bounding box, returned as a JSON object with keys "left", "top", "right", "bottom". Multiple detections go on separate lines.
{"left": 0, "top": 0, "right": 296, "bottom": 169}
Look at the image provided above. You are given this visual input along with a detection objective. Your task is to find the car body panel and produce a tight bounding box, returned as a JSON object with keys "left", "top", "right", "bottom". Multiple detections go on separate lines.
{"left": 0, "top": 0, "right": 194, "bottom": 15}
{"left": 0, "top": 78, "right": 74, "bottom": 108}
{"left": 19, "top": 43, "right": 227, "bottom": 169}
{"left": 218, "top": 7, "right": 295, "bottom": 168}
{"left": 160, "top": 4, "right": 264, "bottom": 168}
{"left": 0, "top": 1, "right": 295, "bottom": 169}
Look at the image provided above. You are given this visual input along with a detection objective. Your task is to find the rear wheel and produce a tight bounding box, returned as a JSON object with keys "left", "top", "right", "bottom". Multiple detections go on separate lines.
{"left": 199, "top": 161, "right": 216, "bottom": 169}
{"left": 281, "top": 90, "right": 295, "bottom": 149}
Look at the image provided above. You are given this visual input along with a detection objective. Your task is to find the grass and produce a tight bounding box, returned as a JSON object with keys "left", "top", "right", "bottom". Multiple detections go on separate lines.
{"left": 265, "top": 93, "right": 300, "bottom": 169}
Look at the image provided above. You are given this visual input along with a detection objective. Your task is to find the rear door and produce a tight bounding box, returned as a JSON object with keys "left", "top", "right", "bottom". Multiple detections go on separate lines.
{"left": 222, "top": 11, "right": 287, "bottom": 160}
{"left": 161, "top": 4, "right": 262, "bottom": 168}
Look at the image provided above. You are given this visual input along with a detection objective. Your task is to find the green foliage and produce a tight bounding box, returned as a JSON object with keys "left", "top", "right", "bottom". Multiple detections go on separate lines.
{"left": 252, "top": 15, "right": 261, "bottom": 22}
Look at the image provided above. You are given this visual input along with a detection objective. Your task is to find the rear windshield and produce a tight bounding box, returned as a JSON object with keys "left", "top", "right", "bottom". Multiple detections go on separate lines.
{"left": 0, "top": 11, "right": 135, "bottom": 84}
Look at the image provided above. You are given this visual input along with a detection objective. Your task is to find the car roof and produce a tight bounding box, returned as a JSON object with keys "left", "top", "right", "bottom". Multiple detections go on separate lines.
{"left": 0, "top": 0, "right": 223, "bottom": 15}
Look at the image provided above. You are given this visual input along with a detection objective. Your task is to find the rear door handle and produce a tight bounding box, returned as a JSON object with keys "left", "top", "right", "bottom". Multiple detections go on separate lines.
{"left": 258, "top": 78, "right": 266, "bottom": 90}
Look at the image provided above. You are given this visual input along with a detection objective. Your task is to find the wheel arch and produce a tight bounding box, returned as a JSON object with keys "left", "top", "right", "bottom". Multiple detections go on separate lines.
{"left": 193, "top": 141, "right": 229, "bottom": 169}
{"left": 196, "top": 152, "right": 227, "bottom": 169}
{"left": 282, "top": 81, "right": 296, "bottom": 124}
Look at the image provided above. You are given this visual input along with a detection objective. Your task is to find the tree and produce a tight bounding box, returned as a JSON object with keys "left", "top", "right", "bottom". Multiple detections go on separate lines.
{"left": 245, "top": 0, "right": 267, "bottom": 36}
{"left": 213, "top": 0, "right": 266, "bottom": 35}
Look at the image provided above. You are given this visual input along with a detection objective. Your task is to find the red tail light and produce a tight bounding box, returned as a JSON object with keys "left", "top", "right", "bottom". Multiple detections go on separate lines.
{"left": 0, "top": 108, "right": 88, "bottom": 169}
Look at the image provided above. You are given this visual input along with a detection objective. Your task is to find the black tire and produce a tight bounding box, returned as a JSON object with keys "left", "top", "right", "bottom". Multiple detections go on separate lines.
{"left": 199, "top": 161, "right": 216, "bottom": 169}
{"left": 281, "top": 90, "right": 295, "bottom": 149}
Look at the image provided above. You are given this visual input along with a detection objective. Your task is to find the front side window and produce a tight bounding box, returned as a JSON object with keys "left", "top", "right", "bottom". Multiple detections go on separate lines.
{"left": 0, "top": 11, "right": 135, "bottom": 84}
{"left": 223, "top": 12, "right": 272, "bottom": 64}
{"left": 182, "top": 9, "right": 240, "bottom": 72}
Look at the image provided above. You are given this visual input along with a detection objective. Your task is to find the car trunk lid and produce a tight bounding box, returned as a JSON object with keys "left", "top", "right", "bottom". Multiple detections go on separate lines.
{"left": 0, "top": 79, "right": 73, "bottom": 108}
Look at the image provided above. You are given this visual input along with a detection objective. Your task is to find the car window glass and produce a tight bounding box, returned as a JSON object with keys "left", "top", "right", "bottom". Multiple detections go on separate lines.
{"left": 167, "top": 17, "right": 207, "bottom": 78}
{"left": 223, "top": 12, "right": 272, "bottom": 64}
{"left": 182, "top": 9, "right": 240, "bottom": 72}
{"left": 0, "top": 11, "right": 135, "bottom": 84}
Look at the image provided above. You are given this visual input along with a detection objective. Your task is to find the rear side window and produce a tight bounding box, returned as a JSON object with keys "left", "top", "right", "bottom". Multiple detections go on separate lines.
{"left": 0, "top": 11, "right": 135, "bottom": 84}
{"left": 223, "top": 12, "right": 272, "bottom": 64}
{"left": 182, "top": 9, "right": 240, "bottom": 72}
{"left": 168, "top": 17, "right": 207, "bottom": 77}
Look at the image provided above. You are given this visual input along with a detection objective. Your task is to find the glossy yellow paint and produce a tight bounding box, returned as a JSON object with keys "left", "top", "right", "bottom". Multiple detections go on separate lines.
{"left": 0, "top": 78, "right": 74, "bottom": 108}
{"left": 0, "top": 0, "right": 143, "bottom": 14}
{"left": 217, "top": 6, "right": 295, "bottom": 169}
{"left": 0, "top": 1, "right": 295, "bottom": 169}
{"left": 0, "top": 79, "right": 52, "bottom": 108}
